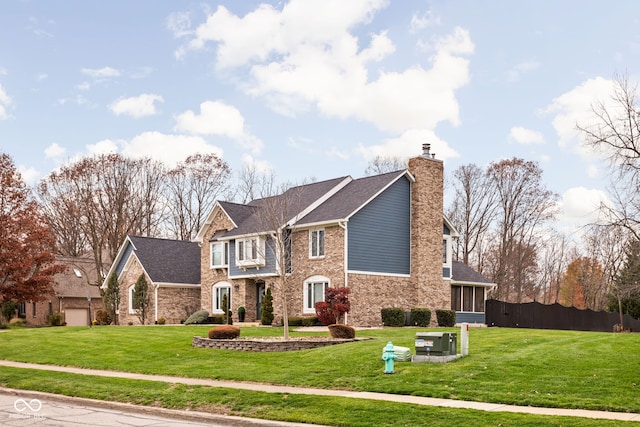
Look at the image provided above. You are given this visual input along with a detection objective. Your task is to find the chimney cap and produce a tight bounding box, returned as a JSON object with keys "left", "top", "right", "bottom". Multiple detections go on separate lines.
{"left": 422, "top": 143, "right": 431, "bottom": 155}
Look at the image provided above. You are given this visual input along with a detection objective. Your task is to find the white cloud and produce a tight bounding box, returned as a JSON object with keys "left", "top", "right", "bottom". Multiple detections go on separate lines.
{"left": 544, "top": 77, "right": 616, "bottom": 157}
{"left": 109, "top": 94, "right": 164, "bottom": 118}
{"left": 76, "top": 81, "right": 90, "bottom": 91}
{"left": 17, "top": 165, "right": 39, "bottom": 185}
{"left": 410, "top": 10, "right": 441, "bottom": 33}
{"left": 121, "top": 131, "right": 224, "bottom": 167}
{"left": 45, "top": 143, "right": 66, "bottom": 159}
{"left": 87, "top": 139, "right": 120, "bottom": 155}
{"left": 174, "top": 101, "right": 263, "bottom": 153}
{"left": 509, "top": 126, "right": 545, "bottom": 145}
{"left": 241, "top": 153, "right": 273, "bottom": 174}
{"left": 326, "top": 147, "right": 350, "bottom": 160}
{"left": 507, "top": 60, "right": 540, "bottom": 82}
{"left": 0, "top": 84, "right": 12, "bottom": 120}
{"left": 357, "top": 129, "right": 459, "bottom": 163}
{"left": 181, "top": 1, "right": 472, "bottom": 165}
{"left": 167, "top": 11, "right": 193, "bottom": 39}
{"left": 558, "top": 186, "right": 610, "bottom": 226}
{"left": 81, "top": 66, "right": 121, "bottom": 79}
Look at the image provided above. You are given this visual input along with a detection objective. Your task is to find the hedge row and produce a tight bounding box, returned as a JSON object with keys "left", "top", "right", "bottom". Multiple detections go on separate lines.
{"left": 381, "top": 308, "right": 456, "bottom": 327}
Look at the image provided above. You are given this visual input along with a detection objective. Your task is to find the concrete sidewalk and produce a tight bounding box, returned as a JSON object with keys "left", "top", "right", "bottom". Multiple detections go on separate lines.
{"left": 0, "top": 360, "right": 639, "bottom": 423}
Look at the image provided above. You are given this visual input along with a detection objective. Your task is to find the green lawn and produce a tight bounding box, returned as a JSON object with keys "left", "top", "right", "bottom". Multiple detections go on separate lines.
{"left": 0, "top": 325, "right": 638, "bottom": 426}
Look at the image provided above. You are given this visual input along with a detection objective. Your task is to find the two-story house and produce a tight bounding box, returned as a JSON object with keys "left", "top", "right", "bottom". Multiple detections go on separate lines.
{"left": 105, "top": 144, "right": 494, "bottom": 326}
{"left": 194, "top": 144, "right": 494, "bottom": 326}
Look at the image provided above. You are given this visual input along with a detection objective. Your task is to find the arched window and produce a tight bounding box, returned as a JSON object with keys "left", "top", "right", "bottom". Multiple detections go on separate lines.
{"left": 212, "top": 282, "right": 232, "bottom": 314}
{"left": 303, "top": 275, "right": 330, "bottom": 314}
{"left": 128, "top": 285, "right": 135, "bottom": 314}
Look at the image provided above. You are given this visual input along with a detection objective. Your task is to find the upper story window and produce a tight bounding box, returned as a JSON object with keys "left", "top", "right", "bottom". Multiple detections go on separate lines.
{"left": 236, "top": 236, "right": 265, "bottom": 268}
{"left": 310, "top": 229, "right": 325, "bottom": 258}
{"left": 211, "top": 241, "right": 229, "bottom": 268}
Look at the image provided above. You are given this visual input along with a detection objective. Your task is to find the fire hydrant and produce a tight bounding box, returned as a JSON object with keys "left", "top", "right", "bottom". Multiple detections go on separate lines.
{"left": 382, "top": 341, "right": 397, "bottom": 374}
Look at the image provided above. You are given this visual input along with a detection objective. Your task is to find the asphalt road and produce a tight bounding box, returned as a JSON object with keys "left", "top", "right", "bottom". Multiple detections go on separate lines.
{"left": 0, "top": 389, "right": 322, "bottom": 427}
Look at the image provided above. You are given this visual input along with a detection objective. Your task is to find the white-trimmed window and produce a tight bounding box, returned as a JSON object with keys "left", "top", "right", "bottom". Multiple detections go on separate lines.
{"left": 303, "top": 275, "right": 329, "bottom": 314}
{"left": 235, "top": 236, "right": 265, "bottom": 267}
{"left": 213, "top": 282, "right": 232, "bottom": 314}
{"left": 128, "top": 285, "right": 135, "bottom": 314}
{"left": 310, "top": 229, "right": 325, "bottom": 258}
{"left": 210, "top": 241, "right": 229, "bottom": 268}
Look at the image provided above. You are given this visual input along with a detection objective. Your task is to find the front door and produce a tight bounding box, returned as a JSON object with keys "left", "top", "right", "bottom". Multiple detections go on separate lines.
{"left": 256, "top": 281, "right": 265, "bottom": 321}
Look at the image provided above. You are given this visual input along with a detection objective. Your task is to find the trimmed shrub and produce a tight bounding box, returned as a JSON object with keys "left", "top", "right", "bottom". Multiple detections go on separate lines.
{"left": 261, "top": 288, "right": 274, "bottom": 325}
{"left": 157, "top": 317, "right": 166, "bottom": 325}
{"left": 184, "top": 309, "right": 209, "bottom": 325}
{"left": 208, "top": 325, "right": 241, "bottom": 339}
{"left": 328, "top": 324, "right": 356, "bottom": 339}
{"left": 288, "top": 316, "right": 318, "bottom": 327}
{"left": 48, "top": 312, "right": 64, "bottom": 326}
{"left": 95, "top": 309, "right": 111, "bottom": 326}
{"left": 381, "top": 308, "right": 405, "bottom": 327}
{"left": 436, "top": 309, "right": 456, "bottom": 327}
{"left": 410, "top": 308, "right": 432, "bottom": 327}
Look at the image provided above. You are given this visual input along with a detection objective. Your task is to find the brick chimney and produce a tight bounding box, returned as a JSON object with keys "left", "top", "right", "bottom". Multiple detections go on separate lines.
{"left": 408, "top": 143, "right": 448, "bottom": 315}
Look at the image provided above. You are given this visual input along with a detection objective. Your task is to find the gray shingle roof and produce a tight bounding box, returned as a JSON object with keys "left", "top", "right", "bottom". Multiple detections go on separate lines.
{"left": 296, "top": 170, "right": 407, "bottom": 225}
{"left": 128, "top": 235, "right": 200, "bottom": 284}
{"left": 451, "top": 260, "right": 493, "bottom": 285}
{"left": 223, "top": 176, "right": 349, "bottom": 237}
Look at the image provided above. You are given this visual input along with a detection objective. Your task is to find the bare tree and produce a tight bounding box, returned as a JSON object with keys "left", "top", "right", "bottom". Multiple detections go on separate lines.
{"left": 364, "top": 155, "right": 408, "bottom": 176}
{"left": 579, "top": 75, "right": 640, "bottom": 239}
{"left": 234, "top": 162, "right": 277, "bottom": 204}
{"left": 165, "top": 153, "right": 232, "bottom": 240}
{"left": 486, "top": 158, "right": 559, "bottom": 302}
{"left": 537, "top": 231, "right": 572, "bottom": 304}
{"left": 38, "top": 154, "right": 166, "bottom": 286}
{"left": 446, "top": 163, "right": 497, "bottom": 271}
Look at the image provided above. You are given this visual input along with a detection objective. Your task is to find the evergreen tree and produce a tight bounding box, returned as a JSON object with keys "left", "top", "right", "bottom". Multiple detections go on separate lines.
{"left": 132, "top": 274, "right": 151, "bottom": 325}
{"left": 261, "top": 288, "right": 274, "bottom": 326}
{"left": 104, "top": 272, "right": 120, "bottom": 325}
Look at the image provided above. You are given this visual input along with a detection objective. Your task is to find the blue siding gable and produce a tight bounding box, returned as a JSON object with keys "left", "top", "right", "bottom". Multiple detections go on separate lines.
{"left": 347, "top": 176, "right": 411, "bottom": 275}
{"left": 115, "top": 241, "right": 133, "bottom": 277}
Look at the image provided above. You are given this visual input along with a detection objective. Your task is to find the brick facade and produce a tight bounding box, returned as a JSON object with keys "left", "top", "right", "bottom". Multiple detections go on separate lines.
{"left": 198, "top": 150, "right": 450, "bottom": 327}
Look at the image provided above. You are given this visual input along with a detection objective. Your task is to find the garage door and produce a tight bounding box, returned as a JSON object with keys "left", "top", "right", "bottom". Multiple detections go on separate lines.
{"left": 65, "top": 309, "right": 89, "bottom": 326}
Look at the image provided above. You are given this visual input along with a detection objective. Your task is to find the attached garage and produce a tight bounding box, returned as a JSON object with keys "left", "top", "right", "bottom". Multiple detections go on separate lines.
{"left": 64, "top": 308, "right": 89, "bottom": 326}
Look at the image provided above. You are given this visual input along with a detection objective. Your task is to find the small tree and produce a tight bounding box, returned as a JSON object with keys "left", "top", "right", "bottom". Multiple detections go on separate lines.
{"left": 132, "top": 274, "right": 151, "bottom": 325}
{"left": 221, "top": 292, "right": 231, "bottom": 325}
{"left": 104, "top": 272, "right": 120, "bottom": 325}
{"left": 315, "top": 287, "right": 351, "bottom": 325}
{"left": 261, "top": 287, "right": 274, "bottom": 325}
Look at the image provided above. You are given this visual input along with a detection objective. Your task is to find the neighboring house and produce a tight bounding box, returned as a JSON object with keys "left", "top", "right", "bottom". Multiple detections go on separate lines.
{"left": 194, "top": 144, "right": 494, "bottom": 326}
{"left": 104, "top": 236, "right": 201, "bottom": 325}
{"left": 26, "top": 256, "right": 103, "bottom": 326}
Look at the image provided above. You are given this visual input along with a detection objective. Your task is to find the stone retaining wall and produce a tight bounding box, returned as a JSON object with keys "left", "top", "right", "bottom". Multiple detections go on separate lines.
{"left": 192, "top": 336, "right": 363, "bottom": 352}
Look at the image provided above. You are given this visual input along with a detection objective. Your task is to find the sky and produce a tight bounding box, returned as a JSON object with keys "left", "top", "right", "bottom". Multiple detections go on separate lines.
{"left": 1, "top": 0, "right": 639, "bottom": 234}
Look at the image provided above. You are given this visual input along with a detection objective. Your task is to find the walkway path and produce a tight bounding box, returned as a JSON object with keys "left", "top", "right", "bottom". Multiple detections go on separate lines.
{"left": 1, "top": 360, "right": 639, "bottom": 423}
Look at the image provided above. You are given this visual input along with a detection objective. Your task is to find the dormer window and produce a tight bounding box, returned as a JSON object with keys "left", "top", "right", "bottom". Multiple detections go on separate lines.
{"left": 236, "top": 236, "right": 265, "bottom": 268}
{"left": 211, "top": 241, "right": 229, "bottom": 268}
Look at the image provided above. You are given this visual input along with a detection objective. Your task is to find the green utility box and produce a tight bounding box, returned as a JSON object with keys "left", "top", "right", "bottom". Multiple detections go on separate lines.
{"left": 415, "top": 332, "right": 457, "bottom": 356}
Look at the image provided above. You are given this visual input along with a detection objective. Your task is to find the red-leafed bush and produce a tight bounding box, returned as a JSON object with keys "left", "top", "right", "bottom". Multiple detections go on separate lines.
{"left": 208, "top": 325, "right": 241, "bottom": 339}
{"left": 328, "top": 324, "right": 356, "bottom": 339}
{"left": 315, "top": 287, "right": 351, "bottom": 325}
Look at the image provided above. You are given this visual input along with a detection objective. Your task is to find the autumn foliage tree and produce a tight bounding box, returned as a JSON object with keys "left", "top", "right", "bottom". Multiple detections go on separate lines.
{"left": 0, "top": 153, "right": 64, "bottom": 307}
{"left": 558, "top": 257, "right": 604, "bottom": 310}
{"left": 315, "top": 287, "right": 351, "bottom": 325}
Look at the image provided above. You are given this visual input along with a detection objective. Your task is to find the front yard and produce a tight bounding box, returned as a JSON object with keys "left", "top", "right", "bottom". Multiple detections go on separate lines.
{"left": 0, "top": 325, "right": 638, "bottom": 426}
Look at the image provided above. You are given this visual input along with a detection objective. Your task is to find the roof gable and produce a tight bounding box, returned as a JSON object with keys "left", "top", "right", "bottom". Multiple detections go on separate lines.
{"left": 296, "top": 170, "right": 412, "bottom": 226}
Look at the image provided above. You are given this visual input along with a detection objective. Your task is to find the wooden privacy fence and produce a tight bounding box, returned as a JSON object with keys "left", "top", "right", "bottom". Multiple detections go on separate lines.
{"left": 485, "top": 299, "right": 640, "bottom": 332}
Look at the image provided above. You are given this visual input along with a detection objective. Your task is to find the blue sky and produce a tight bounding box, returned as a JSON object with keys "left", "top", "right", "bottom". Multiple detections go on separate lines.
{"left": 1, "top": 1, "right": 639, "bottom": 231}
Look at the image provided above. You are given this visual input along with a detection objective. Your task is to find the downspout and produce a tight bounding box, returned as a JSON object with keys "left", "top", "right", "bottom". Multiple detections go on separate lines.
{"left": 154, "top": 283, "right": 159, "bottom": 323}
{"left": 339, "top": 221, "right": 348, "bottom": 325}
